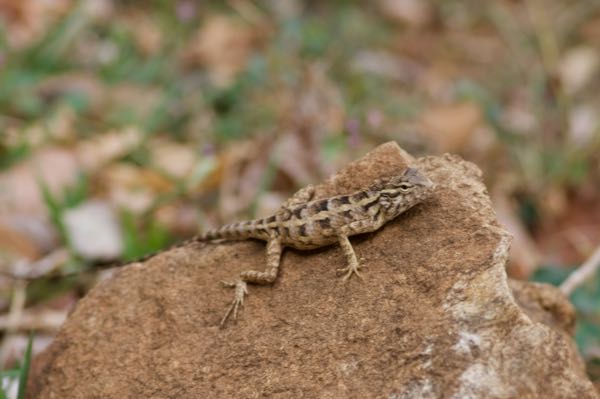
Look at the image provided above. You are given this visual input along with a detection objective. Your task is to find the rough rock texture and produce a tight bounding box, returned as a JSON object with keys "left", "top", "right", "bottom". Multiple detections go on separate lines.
{"left": 29, "top": 143, "right": 597, "bottom": 398}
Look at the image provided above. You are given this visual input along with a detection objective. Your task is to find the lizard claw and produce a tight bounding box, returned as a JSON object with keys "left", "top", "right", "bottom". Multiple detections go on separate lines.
{"left": 337, "top": 263, "right": 364, "bottom": 281}
{"left": 220, "top": 280, "right": 248, "bottom": 328}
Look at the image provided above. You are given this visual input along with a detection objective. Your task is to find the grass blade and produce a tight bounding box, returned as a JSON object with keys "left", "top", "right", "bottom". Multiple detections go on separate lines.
{"left": 17, "top": 333, "right": 33, "bottom": 399}
{"left": 0, "top": 382, "right": 7, "bottom": 399}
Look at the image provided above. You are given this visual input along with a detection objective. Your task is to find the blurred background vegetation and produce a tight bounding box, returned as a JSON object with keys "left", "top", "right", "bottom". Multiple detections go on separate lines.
{"left": 1, "top": 0, "right": 600, "bottom": 392}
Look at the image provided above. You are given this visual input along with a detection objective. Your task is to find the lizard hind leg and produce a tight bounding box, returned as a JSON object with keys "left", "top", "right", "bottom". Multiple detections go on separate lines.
{"left": 281, "top": 184, "right": 316, "bottom": 210}
{"left": 219, "top": 237, "right": 283, "bottom": 328}
{"left": 337, "top": 234, "right": 364, "bottom": 281}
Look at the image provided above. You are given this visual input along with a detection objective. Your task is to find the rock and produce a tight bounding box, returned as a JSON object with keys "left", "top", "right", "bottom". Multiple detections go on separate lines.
{"left": 509, "top": 280, "right": 576, "bottom": 337}
{"left": 28, "top": 142, "right": 597, "bottom": 398}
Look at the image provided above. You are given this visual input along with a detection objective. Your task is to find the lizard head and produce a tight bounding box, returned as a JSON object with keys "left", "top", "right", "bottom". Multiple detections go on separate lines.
{"left": 374, "top": 167, "right": 435, "bottom": 217}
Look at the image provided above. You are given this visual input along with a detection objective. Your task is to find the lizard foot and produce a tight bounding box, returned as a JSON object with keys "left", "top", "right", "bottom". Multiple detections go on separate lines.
{"left": 337, "top": 263, "right": 364, "bottom": 281}
{"left": 219, "top": 280, "right": 248, "bottom": 328}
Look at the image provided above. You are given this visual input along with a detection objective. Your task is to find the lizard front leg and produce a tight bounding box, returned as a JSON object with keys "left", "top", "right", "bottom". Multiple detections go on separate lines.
{"left": 220, "top": 236, "right": 283, "bottom": 327}
{"left": 281, "top": 184, "right": 315, "bottom": 210}
{"left": 337, "top": 234, "right": 363, "bottom": 281}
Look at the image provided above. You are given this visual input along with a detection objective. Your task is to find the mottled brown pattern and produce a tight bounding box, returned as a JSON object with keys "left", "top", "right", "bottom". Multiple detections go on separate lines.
{"left": 313, "top": 199, "right": 329, "bottom": 213}
{"left": 197, "top": 167, "right": 435, "bottom": 326}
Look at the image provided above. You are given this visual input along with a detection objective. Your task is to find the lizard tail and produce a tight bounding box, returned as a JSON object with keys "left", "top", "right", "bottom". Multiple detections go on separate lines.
{"left": 198, "top": 219, "right": 266, "bottom": 241}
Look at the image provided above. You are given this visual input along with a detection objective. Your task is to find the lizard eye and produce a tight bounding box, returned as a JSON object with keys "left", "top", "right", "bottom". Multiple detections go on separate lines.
{"left": 398, "top": 183, "right": 412, "bottom": 192}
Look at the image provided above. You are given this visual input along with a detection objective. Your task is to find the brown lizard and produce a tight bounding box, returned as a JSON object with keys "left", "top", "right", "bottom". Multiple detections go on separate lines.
{"left": 0, "top": 167, "right": 434, "bottom": 326}
{"left": 197, "top": 167, "right": 435, "bottom": 327}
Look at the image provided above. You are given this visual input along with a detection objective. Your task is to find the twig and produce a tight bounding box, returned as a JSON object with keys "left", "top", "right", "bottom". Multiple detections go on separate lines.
{"left": 0, "top": 249, "right": 70, "bottom": 280}
{"left": 560, "top": 245, "right": 600, "bottom": 296}
{"left": 0, "top": 279, "right": 27, "bottom": 366}
{"left": 525, "top": 0, "right": 571, "bottom": 141}
{"left": 0, "top": 310, "right": 67, "bottom": 331}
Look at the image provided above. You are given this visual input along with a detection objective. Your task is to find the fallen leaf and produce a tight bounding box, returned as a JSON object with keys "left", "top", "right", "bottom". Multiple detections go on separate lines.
{"left": 266, "top": 0, "right": 302, "bottom": 20}
{"left": 100, "top": 163, "right": 171, "bottom": 214}
{"left": 0, "top": 146, "right": 80, "bottom": 216}
{"left": 351, "top": 50, "right": 422, "bottom": 83}
{"left": 76, "top": 127, "right": 143, "bottom": 172}
{"left": 254, "top": 191, "right": 287, "bottom": 219}
{"left": 0, "top": 223, "right": 40, "bottom": 261}
{"left": 149, "top": 139, "right": 198, "bottom": 179}
{"left": 377, "top": 0, "right": 434, "bottom": 28}
{"left": 493, "top": 193, "right": 541, "bottom": 279}
{"left": 0, "top": 216, "right": 58, "bottom": 262}
{"left": 569, "top": 104, "right": 598, "bottom": 147}
{"left": 126, "top": 11, "right": 164, "bottom": 56}
{"left": 62, "top": 200, "right": 123, "bottom": 261}
{"left": 418, "top": 102, "right": 484, "bottom": 153}
{"left": 154, "top": 203, "right": 199, "bottom": 237}
{"left": 219, "top": 140, "right": 269, "bottom": 220}
{"left": 0, "top": 0, "right": 71, "bottom": 48}
{"left": 183, "top": 15, "right": 258, "bottom": 86}
{"left": 37, "top": 72, "right": 107, "bottom": 113}
{"left": 559, "top": 46, "right": 599, "bottom": 95}
{"left": 0, "top": 333, "right": 54, "bottom": 370}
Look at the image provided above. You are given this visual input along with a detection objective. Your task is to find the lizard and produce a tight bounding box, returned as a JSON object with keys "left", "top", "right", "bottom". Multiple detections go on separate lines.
{"left": 196, "top": 166, "right": 435, "bottom": 327}
{"left": 1, "top": 167, "right": 434, "bottom": 326}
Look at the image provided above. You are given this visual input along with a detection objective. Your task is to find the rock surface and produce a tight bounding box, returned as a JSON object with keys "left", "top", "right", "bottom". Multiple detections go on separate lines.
{"left": 29, "top": 143, "right": 597, "bottom": 398}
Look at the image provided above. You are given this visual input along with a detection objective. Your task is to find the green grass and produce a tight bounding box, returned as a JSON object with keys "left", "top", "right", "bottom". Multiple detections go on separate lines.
{"left": 39, "top": 172, "right": 90, "bottom": 251}
{"left": 121, "top": 210, "right": 171, "bottom": 261}
{"left": 0, "top": 333, "right": 33, "bottom": 399}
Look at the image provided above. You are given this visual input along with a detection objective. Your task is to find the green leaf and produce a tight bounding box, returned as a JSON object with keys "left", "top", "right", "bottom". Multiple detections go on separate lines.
{"left": 38, "top": 174, "right": 66, "bottom": 240}
{"left": 17, "top": 333, "right": 34, "bottom": 399}
{"left": 38, "top": 172, "right": 89, "bottom": 251}
{"left": 120, "top": 211, "right": 171, "bottom": 261}
{"left": 0, "top": 141, "right": 30, "bottom": 170}
{"left": 530, "top": 265, "right": 571, "bottom": 286}
{"left": 0, "top": 369, "right": 20, "bottom": 379}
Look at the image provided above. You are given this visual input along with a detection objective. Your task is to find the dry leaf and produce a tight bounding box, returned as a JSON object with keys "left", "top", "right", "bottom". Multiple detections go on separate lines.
{"left": 418, "top": 102, "right": 484, "bottom": 153}
{"left": 149, "top": 139, "right": 198, "bottom": 179}
{"left": 569, "top": 104, "right": 598, "bottom": 147}
{"left": 37, "top": 72, "right": 107, "bottom": 112}
{"left": 183, "top": 15, "right": 257, "bottom": 86}
{"left": 0, "top": 147, "right": 79, "bottom": 216}
{"left": 493, "top": 193, "right": 541, "bottom": 279}
{"left": 154, "top": 203, "right": 199, "bottom": 236}
{"left": 266, "top": 0, "right": 302, "bottom": 20}
{"left": 559, "top": 46, "right": 599, "bottom": 95}
{"left": 76, "top": 127, "right": 143, "bottom": 172}
{"left": 127, "top": 12, "right": 164, "bottom": 56}
{"left": 254, "top": 191, "right": 287, "bottom": 219}
{"left": 100, "top": 163, "right": 171, "bottom": 214}
{"left": 377, "top": 0, "right": 434, "bottom": 28}
{"left": 538, "top": 186, "right": 569, "bottom": 220}
{"left": 0, "top": 223, "right": 40, "bottom": 261}
{"left": 351, "top": 50, "right": 422, "bottom": 83}
{"left": 104, "top": 84, "right": 162, "bottom": 119}
{"left": 0, "top": 333, "right": 54, "bottom": 370}
{"left": 219, "top": 140, "right": 269, "bottom": 220}
{"left": 62, "top": 200, "right": 123, "bottom": 260}
{"left": 0, "top": 217, "right": 58, "bottom": 262}
{"left": 0, "top": 0, "right": 71, "bottom": 48}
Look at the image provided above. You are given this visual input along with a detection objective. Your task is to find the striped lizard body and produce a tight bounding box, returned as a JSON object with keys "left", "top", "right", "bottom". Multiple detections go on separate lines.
{"left": 198, "top": 167, "right": 435, "bottom": 327}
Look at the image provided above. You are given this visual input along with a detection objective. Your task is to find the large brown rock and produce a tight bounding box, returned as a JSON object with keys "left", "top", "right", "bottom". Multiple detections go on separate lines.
{"left": 29, "top": 143, "right": 596, "bottom": 398}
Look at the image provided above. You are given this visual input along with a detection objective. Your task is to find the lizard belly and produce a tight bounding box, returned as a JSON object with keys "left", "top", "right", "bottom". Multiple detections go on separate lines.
{"left": 282, "top": 236, "right": 338, "bottom": 250}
